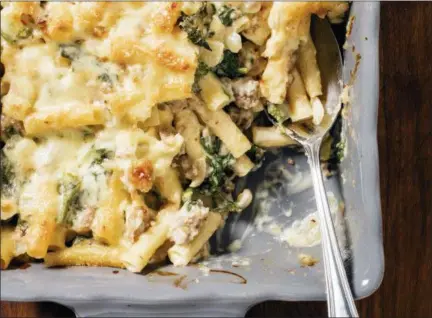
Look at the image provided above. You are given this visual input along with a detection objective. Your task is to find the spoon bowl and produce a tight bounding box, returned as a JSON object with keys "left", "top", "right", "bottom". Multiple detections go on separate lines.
{"left": 266, "top": 17, "right": 359, "bottom": 318}
{"left": 269, "top": 17, "right": 344, "bottom": 143}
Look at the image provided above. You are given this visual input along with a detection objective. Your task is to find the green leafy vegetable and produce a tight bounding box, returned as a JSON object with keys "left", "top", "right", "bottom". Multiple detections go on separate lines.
{"left": 212, "top": 192, "right": 241, "bottom": 213}
{"left": 57, "top": 174, "right": 81, "bottom": 225}
{"left": 192, "top": 61, "right": 211, "bottom": 93}
{"left": 217, "top": 5, "right": 241, "bottom": 27}
{"left": 200, "top": 134, "right": 235, "bottom": 194}
{"left": 267, "top": 103, "right": 289, "bottom": 123}
{"left": 178, "top": 5, "right": 212, "bottom": 50}
{"left": 212, "top": 50, "right": 247, "bottom": 79}
{"left": 59, "top": 43, "right": 81, "bottom": 60}
{"left": 91, "top": 148, "right": 113, "bottom": 166}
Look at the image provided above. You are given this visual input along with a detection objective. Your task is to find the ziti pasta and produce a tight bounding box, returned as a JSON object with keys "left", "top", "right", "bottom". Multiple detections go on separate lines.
{"left": 0, "top": 2, "right": 348, "bottom": 272}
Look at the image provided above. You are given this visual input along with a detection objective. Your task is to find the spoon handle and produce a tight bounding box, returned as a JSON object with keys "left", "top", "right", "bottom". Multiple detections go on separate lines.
{"left": 306, "top": 141, "right": 359, "bottom": 318}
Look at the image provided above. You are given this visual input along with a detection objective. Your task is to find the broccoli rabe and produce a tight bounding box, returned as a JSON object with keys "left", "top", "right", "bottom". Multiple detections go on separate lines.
{"left": 200, "top": 135, "right": 235, "bottom": 194}
{"left": 178, "top": 4, "right": 213, "bottom": 50}
{"left": 181, "top": 134, "right": 243, "bottom": 213}
{"left": 192, "top": 61, "right": 211, "bottom": 93}
{"left": 57, "top": 174, "right": 81, "bottom": 225}
{"left": 213, "top": 50, "right": 247, "bottom": 79}
{"left": 182, "top": 187, "right": 240, "bottom": 213}
{"left": 217, "top": 5, "right": 242, "bottom": 27}
{"left": 212, "top": 192, "right": 241, "bottom": 213}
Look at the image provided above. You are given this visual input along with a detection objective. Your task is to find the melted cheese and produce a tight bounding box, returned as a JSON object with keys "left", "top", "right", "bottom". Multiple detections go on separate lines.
{"left": 1, "top": 2, "right": 198, "bottom": 129}
{"left": 0, "top": 2, "right": 349, "bottom": 270}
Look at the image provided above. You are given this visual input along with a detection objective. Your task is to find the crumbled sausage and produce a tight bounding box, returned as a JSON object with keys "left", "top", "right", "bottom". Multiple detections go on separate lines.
{"left": 125, "top": 205, "right": 155, "bottom": 242}
{"left": 231, "top": 77, "right": 263, "bottom": 110}
{"left": 172, "top": 154, "right": 198, "bottom": 181}
{"left": 169, "top": 201, "right": 209, "bottom": 245}
{"left": 226, "top": 106, "right": 254, "bottom": 130}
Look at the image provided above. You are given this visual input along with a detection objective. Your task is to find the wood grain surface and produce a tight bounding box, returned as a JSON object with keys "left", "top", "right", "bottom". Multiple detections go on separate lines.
{"left": 1, "top": 2, "right": 431, "bottom": 317}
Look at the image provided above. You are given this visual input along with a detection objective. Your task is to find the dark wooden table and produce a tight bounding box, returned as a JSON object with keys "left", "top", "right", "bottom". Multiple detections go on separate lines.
{"left": 1, "top": 2, "right": 431, "bottom": 317}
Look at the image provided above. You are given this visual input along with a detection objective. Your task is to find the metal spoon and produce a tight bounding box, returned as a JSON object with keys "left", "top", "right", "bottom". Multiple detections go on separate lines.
{"left": 266, "top": 18, "right": 359, "bottom": 317}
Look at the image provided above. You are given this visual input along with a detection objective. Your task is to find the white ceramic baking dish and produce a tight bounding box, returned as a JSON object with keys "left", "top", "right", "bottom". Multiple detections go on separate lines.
{"left": 1, "top": 3, "right": 383, "bottom": 317}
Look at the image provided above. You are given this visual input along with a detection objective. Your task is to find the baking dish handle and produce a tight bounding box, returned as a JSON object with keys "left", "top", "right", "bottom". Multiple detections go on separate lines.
{"left": 61, "top": 301, "right": 251, "bottom": 317}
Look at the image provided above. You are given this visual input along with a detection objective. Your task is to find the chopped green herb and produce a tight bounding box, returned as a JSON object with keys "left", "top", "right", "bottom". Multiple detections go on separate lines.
{"left": 57, "top": 174, "right": 81, "bottom": 225}
{"left": 212, "top": 50, "right": 247, "bottom": 79}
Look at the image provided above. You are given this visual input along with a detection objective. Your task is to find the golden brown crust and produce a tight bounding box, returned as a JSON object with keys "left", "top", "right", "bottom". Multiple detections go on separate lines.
{"left": 130, "top": 160, "right": 154, "bottom": 193}
{"left": 152, "top": 2, "right": 182, "bottom": 33}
